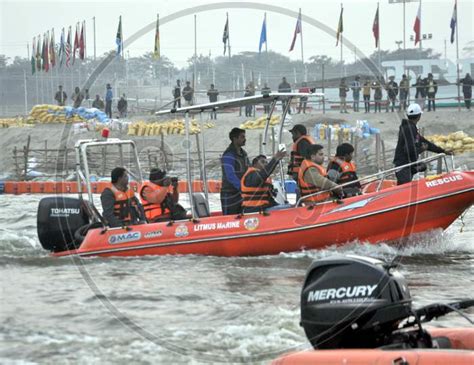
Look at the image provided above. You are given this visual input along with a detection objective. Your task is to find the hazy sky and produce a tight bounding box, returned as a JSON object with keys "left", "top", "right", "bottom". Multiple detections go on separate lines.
{"left": 1, "top": 0, "right": 473, "bottom": 67}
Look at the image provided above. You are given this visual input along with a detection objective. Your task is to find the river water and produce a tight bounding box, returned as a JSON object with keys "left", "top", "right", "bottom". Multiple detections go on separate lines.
{"left": 0, "top": 194, "right": 473, "bottom": 364}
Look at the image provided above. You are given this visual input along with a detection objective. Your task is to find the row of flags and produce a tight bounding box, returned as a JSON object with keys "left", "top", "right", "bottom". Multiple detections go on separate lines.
{"left": 31, "top": 22, "right": 86, "bottom": 74}
{"left": 32, "top": 1, "right": 460, "bottom": 76}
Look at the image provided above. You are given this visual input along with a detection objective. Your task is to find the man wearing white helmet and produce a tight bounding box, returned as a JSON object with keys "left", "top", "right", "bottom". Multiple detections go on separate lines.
{"left": 393, "top": 103, "right": 452, "bottom": 185}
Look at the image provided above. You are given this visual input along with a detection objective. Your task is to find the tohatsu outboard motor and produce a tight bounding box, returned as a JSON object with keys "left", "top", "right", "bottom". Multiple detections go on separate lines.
{"left": 300, "top": 255, "right": 413, "bottom": 349}
{"left": 37, "top": 197, "right": 90, "bottom": 252}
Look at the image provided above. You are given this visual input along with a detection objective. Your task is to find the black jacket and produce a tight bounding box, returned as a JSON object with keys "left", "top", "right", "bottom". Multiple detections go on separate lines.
{"left": 393, "top": 119, "right": 445, "bottom": 167}
{"left": 221, "top": 144, "right": 250, "bottom": 193}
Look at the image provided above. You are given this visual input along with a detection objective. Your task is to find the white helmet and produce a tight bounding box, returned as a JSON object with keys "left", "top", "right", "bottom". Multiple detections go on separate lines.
{"left": 407, "top": 103, "right": 423, "bottom": 117}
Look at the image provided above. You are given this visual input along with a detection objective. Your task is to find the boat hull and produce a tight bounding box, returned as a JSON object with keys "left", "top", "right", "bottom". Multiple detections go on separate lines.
{"left": 54, "top": 171, "right": 474, "bottom": 258}
{"left": 271, "top": 328, "right": 474, "bottom": 365}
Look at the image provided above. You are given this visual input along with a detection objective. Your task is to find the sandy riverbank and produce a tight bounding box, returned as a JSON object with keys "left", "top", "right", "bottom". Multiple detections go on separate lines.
{"left": 0, "top": 108, "right": 472, "bottom": 179}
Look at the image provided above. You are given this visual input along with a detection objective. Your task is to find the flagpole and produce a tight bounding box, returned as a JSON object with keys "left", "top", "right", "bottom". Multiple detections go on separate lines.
{"left": 23, "top": 70, "right": 28, "bottom": 115}
{"left": 299, "top": 8, "right": 305, "bottom": 82}
{"left": 340, "top": 3, "right": 344, "bottom": 78}
{"left": 455, "top": 0, "right": 460, "bottom": 111}
{"left": 194, "top": 14, "right": 197, "bottom": 92}
{"left": 227, "top": 12, "right": 231, "bottom": 59}
{"left": 93, "top": 16, "right": 96, "bottom": 61}
{"left": 49, "top": 30, "right": 54, "bottom": 103}
{"left": 265, "top": 12, "right": 269, "bottom": 83}
{"left": 377, "top": 3, "right": 381, "bottom": 75}
{"left": 403, "top": 0, "right": 406, "bottom": 74}
{"left": 83, "top": 20, "right": 87, "bottom": 60}
{"left": 419, "top": 0, "right": 422, "bottom": 52}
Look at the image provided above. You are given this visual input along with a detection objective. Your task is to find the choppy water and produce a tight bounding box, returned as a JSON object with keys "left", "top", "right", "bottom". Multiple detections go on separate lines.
{"left": 0, "top": 194, "right": 473, "bottom": 364}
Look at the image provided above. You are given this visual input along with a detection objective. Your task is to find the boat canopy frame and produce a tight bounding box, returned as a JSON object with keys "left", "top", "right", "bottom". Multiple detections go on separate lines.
{"left": 156, "top": 92, "right": 322, "bottom": 219}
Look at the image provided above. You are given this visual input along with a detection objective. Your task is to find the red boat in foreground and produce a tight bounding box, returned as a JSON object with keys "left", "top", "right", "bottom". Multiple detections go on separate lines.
{"left": 36, "top": 94, "right": 474, "bottom": 257}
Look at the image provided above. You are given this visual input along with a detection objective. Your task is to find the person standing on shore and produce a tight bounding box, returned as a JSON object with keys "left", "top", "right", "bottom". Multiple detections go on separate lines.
{"left": 182, "top": 81, "right": 194, "bottom": 106}
{"left": 363, "top": 78, "right": 371, "bottom": 113}
{"left": 261, "top": 83, "right": 271, "bottom": 114}
{"left": 459, "top": 73, "right": 472, "bottom": 111}
{"left": 351, "top": 76, "right": 361, "bottom": 112}
{"left": 71, "top": 86, "right": 84, "bottom": 108}
{"left": 173, "top": 80, "right": 181, "bottom": 109}
{"left": 105, "top": 84, "right": 113, "bottom": 118}
{"left": 298, "top": 82, "right": 311, "bottom": 114}
{"left": 339, "top": 78, "right": 349, "bottom": 113}
{"left": 54, "top": 85, "right": 67, "bottom": 106}
{"left": 117, "top": 94, "right": 128, "bottom": 118}
{"left": 207, "top": 84, "right": 219, "bottom": 119}
{"left": 372, "top": 79, "right": 383, "bottom": 113}
{"left": 413, "top": 76, "right": 427, "bottom": 110}
{"left": 278, "top": 77, "right": 292, "bottom": 114}
{"left": 426, "top": 73, "right": 438, "bottom": 112}
{"left": 386, "top": 76, "right": 398, "bottom": 113}
{"left": 399, "top": 74, "right": 410, "bottom": 111}
{"left": 393, "top": 103, "right": 452, "bottom": 185}
{"left": 92, "top": 94, "right": 105, "bottom": 110}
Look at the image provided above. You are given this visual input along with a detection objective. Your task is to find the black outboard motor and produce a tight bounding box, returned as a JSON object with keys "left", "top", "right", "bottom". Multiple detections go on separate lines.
{"left": 300, "top": 255, "right": 413, "bottom": 349}
{"left": 37, "top": 197, "right": 90, "bottom": 252}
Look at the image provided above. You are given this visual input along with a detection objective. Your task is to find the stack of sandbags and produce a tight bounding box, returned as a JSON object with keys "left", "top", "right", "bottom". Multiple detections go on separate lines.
{"left": 127, "top": 119, "right": 212, "bottom": 136}
{"left": 29, "top": 105, "right": 85, "bottom": 123}
{"left": 240, "top": 115, "right": 280, "bottom": 130}
{"left": 426, "top": 131, "right": 474, "bottom": 155}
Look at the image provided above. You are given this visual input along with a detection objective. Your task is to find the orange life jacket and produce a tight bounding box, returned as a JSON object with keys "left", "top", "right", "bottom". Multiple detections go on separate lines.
{"left": 298, "top": 159, "right": 331, "bottom": 203}
{"left": 289, "top": 135, "right": 316, "bottom": 175}
{"left": 139, "top": 181, "right": 171, "bottom": 221}
{"left": 328, "top": 157, "right": 358, "bottom": 184}
{"left": 110, "top": 185, "right": 140, "bottom": 224}
{"left": 241, "top": 167, "right": 273, "bottom": 208}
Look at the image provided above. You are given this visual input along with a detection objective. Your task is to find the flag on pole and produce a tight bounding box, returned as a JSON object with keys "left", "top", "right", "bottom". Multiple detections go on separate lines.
{"left": 73, "top": 24, "right": 79, "bottom": 64}
{"left": 259, "top": 16, "right": 267, "bottom": 53}
{"left": 289, "top": 12, "right": 302, "bottom": 51}
{"left": 336, "top": 6, "right": 344, "bottom": 46}
{"left": 31, "top": 37, "right": 36, "bottom": 75}
{"left": 116, "top": 16, "right": 123, "bottom": 57}
{"left": 65, "top": 27, "right": 71, "bottom": 67}
{"left": 222, "top": 16, "right": 229, "bottom": 55}
{"left": 43, "top": 33, "right": 49, "bottom": 72}
{"left": 59, "top": 28, "right": 65, "bottom": 67}
{"left": 50, "top": 29, "right": 56, "bottom": 68}
{"left": 372, "top": 5, "right": 379, "bottom": 48}
{"left": 79, "top": 22, "right": 85, "bottom": 60}
{"left": 154, "top": 14, "right": 160, "bottom": 59}
{"left": 36, "top": 35, "right": 42, "bottom": 71}
{"left": 450, "top": 0, "right": 457, "bottom": 44}
{"left": 413, "top": 3, "right": 421, "bottom": 45}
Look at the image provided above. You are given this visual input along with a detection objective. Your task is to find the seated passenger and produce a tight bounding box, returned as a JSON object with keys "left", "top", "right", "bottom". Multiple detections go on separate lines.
{"left": 327, "top": 143, "right": 362, "bottom": 197}
{"left": 241, "top": 150, "right": 286, "bottom": 213}
{"left": 298, "top": 144, "right": 343, "bottom": 205}
{"left": 140, "top": 168, "right": 187, "bottom": 222}
{"left": 100, "top": 167, "right": 146, "bottom": 227}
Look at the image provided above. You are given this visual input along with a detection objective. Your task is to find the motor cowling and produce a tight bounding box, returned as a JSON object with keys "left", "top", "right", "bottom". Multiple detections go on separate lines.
{"left": 37, "top": 197, "right": 90, "bottom": 252}
{"left": 300, "top": 255, "right": 412, "bottom": 349}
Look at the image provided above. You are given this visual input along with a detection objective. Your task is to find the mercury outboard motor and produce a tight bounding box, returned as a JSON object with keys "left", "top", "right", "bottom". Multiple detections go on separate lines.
{"left": 37, "top": 197, "right": 90, "bottom": 252}
{"left": 300, "top": 255, "right": 413, "bottom": 349}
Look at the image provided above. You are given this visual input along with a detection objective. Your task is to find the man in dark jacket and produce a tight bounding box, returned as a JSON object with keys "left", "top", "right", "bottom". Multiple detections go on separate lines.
{"left": 393, "top": 103, "right": 452, "bottom": 185}
{"left": 182, "top": 81, "right": 194, "bottom": 106}
{"left": 278, "top": 77, "right": 292, "bottom": 114}
{"left": 220, "top": 128, "right": 250, "bottom": 215}
{"left": 385, "top": 76, "right": 398, "bottom": 112}
{"left": 173, "top": 80, "right": 181, "bottom": 109}
{"left": 459, "top": 73, "right": 472, "bottom": 110}
{"left": 426, "top": 73, "right": 438, "bottom": 111}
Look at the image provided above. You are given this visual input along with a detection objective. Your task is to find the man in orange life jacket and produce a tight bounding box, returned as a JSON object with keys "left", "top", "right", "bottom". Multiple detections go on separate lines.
{"left": 298, "top": 144, "right": 343, "bottom": 204}
{"left": 288, "top": 124, "right": 315, "bottom": 180}
{"left": 100, "top": 167, "right": 146, "bottom": 227}
{"left": 327, "top": 143, "right": 362, "bottom": 197}
{"left": 140, "top": 168, "right": 186, "bottom": 222}
{"left": 240, "top": 150, "right": 287, "bottom": 213}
